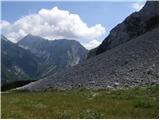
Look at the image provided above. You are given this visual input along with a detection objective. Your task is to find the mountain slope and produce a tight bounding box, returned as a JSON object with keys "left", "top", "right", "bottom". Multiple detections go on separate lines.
{"left": 18, "top": 27, "right": 159, "bottom": 91}
{"left": 18, "top": 35, "right": 88, "bottom": 77}
{"left": 88, "top": 1, "right": 158, "bottom": 58}
{"left": 1, "top": 36, "right": 40, "bottom": 84}
{"left": 2, "top": 34, "right": 87, "bottom": 85}
{"left": 17, "top": 1, "right": 159, "bottom": 91}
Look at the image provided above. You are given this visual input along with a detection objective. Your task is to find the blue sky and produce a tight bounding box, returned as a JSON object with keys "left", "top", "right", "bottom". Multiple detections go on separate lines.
{"left": 1, "top": 1, "right": 146, "bottom": 49}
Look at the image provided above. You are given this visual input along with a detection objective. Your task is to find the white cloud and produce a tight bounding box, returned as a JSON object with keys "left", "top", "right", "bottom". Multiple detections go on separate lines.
{"left": 132, "top": 2, "right": 145, "bottom": 11}
{"left": 1, "top": 6, "right": 106, "bottom": 45}
{"left": 82, "top": 39, "right": 101, "bottom": 50}
{"left": 0, "top": 20, "right": 11, "bottom": 29}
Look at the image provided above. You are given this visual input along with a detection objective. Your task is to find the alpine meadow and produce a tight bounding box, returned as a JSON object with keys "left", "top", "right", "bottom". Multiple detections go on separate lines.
{"left": 1, "top": 0, "right": 159, "bottom": 119}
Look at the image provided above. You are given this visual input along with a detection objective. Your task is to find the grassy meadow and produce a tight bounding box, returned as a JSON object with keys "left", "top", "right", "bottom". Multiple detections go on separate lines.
{"left": 1, "top": 85, "right": 159, "bottom": 119}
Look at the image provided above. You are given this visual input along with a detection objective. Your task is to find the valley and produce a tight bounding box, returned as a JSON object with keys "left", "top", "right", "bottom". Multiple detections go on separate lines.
{"left": 1, "top": 35, "right": 87, "bottom": 90}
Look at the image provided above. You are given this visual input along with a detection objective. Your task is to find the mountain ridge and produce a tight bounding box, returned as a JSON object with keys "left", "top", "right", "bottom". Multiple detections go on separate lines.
{"left": 17, "top": 27, "right": 159, "bottom": 91}
{"left": 1, "top": 37, "right": 40, "bottom": 84}
{"left": 18, "top": 34, "right": 88, "bottom": 77}
{"left": 2, "top": 34, "right": 87, "bottom": 85}
{"left": 87, "top": 1, "right": 158, "bottom": 58}
{"left": 17, "top": 1, "right": 159, "bottom": 91}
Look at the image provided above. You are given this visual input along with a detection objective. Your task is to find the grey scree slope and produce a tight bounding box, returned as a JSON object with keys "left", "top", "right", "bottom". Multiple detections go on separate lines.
{"left": 17, "top": 27, "right": 159, "bottom": 91}
{"left": 88, "top": 1, "right": 158, "bottom": 58}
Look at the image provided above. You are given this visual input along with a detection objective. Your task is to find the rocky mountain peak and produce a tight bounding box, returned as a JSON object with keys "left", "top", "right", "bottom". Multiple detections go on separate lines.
{"left": 88, "top": 1, "right": 159, "bottom": 58}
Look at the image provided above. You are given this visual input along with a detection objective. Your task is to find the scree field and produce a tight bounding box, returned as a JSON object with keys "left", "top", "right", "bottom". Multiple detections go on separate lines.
{"left": 1, "top": 85, "right": 159, "bottom": 119}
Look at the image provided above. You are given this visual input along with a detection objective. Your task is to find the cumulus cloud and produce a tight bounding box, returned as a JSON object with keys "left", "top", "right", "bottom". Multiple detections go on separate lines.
{"left": 82, "top": 39, "right": 101, "bottom": 50}
{"left": 1, "top": 6, "right": 106, "bottom": 44}
{"left": 0, "top": 20, "right": 11, "bottom": 29}
{"left": 132, "top": 2, "right": 145, "bottom": 11}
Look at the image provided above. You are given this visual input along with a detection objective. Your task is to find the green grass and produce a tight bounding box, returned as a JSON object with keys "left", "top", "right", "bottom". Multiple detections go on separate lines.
{"left": 1, "top": 85, "right": 159, "bottom": 119}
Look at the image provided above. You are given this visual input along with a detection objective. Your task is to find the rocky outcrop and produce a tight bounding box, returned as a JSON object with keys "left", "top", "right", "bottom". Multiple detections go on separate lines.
{"left": 88, "top": 1, "right": 159, "bottom": 58}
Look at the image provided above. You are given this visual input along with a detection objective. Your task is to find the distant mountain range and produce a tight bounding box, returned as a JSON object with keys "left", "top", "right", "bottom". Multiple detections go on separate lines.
{"left": 17, "top": 1, "right": 159, "bottom": 91}
{"left": 1, "top": 34, "right": 88, "bottom": 85}
{"left": 18, "top": 34, "right": 88, "bottom": 77}
{"left": 1, "top": 35, "right": 39, "bottom": 84}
